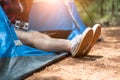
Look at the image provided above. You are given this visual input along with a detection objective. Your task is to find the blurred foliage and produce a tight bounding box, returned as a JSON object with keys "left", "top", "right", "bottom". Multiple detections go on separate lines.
{"left": 74, "top": 0, "right": 120, "bottom": 27}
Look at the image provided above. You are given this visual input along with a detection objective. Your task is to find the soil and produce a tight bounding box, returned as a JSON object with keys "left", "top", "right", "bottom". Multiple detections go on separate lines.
{"left": 25, "top": 27, "right": 120, "bottom": 80}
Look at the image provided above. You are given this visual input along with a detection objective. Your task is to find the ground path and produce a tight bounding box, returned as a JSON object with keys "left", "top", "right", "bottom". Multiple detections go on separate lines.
{"left": 26, "top": 27, "right": 120, "bottom": 80}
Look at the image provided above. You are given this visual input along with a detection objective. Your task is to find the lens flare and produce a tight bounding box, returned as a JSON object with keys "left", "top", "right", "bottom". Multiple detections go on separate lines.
{"left": 33, "top": 0, "right": 59, "bottom": 3}
{"left": 47, "top": 0, "right": 58, "bottom": 3}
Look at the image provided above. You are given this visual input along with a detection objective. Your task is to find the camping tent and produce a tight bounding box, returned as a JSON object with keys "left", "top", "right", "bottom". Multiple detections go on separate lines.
{"left": 0, "top": 6, "right": 68, "bottom": 80}
{"left": 0, "top": 0, "right": 87, "bottom": 80}
{"left": 29, "top": 0, "right": 87, "bottom": 39}
{"left": 1, "top": 0, "right": 87, "bottom": 39}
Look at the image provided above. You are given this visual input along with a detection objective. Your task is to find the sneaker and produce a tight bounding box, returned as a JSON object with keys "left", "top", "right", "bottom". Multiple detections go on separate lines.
{"left": 70, "top": 28, "right": 93, "bottom": 57}
{"left": 83, "top": 24, "right": 101, "bottom": 56}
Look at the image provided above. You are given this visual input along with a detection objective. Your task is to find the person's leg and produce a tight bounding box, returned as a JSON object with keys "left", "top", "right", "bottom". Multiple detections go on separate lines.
{"left": 15, "top": 30, "right": 71, "bottom": 52}
{"left": 16, "top": 28, "right": 93, "bottom": 57}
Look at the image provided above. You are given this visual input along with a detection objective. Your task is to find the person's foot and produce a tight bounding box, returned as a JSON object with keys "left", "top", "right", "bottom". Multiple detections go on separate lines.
{"left": 82, "top": 24, "right": 101, "bottom": 56}
{"left": 70, "top": 28, "right": 93, "bottom": 57}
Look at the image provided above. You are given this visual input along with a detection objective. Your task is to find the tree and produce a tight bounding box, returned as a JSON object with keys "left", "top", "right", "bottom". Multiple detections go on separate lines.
{"left": 111, "top": 0, "right": 115, "bottom": 16}
{"left": 100, "top": 0, "right": 105, "bottom": 17}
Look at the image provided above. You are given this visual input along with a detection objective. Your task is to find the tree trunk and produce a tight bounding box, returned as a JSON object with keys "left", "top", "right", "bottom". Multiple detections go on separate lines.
{"left": 111, "top": 0, "right": 115, "bottom": 16}
{"left": 100, "top": 0, "right": 105, "bottom": 17}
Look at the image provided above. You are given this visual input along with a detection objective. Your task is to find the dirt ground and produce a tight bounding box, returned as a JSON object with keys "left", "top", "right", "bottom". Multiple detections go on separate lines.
{"left": 25, "top": 27, "right": 120, "bottom": 80}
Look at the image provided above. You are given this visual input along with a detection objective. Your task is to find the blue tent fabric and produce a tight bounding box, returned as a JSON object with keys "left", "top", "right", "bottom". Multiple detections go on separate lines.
{"left": 0, "top": 6, "right": 69, "bottom": 80}
{"left": 68, "top": 1, "right": 86, "bottom": 39}
{"left": 29, "top": 1, "right": 73, "bottom": 31}
{"left": 69, "top": 2, "right": 86, "bottom": 33}
{"left": 29, "top": 0, "right": 87, "bottom": 40}
{"left": 0, "top": 1, "right": 87, "bottom": 79}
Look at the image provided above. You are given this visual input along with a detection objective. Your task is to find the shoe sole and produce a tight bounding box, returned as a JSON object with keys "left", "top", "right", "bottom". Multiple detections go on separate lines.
{"left": 72, "top": 28, "right": 93, "bottom": 57}
{"left": 83, "top": 24, "right": 101, "bottom": 56}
